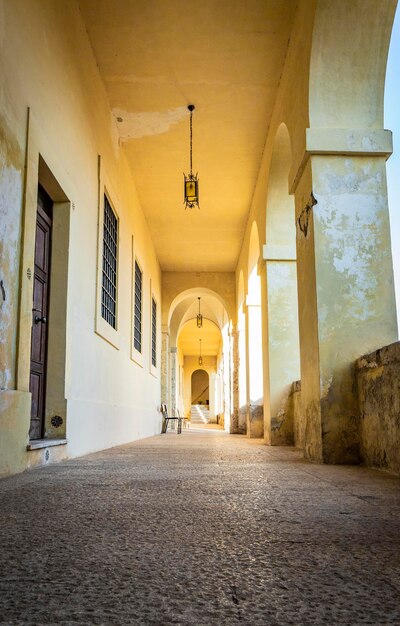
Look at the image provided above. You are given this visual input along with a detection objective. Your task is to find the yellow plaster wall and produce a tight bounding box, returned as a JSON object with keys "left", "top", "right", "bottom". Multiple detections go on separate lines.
{"left": 0, "top": 0, "right": 162, "bottom": 476}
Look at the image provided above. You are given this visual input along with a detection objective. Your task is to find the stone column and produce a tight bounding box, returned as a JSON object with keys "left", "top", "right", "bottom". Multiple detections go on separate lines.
{"left": 161, "top": 325, "right": 169, "bottom": 407}
{"left": 209, "top": 372, "right": 217, "bottom": 422}
{"left": 170, "top": 347, "right": 178, "bottom": 415}
{"left": 262, "top": 248, "right": 300, "bottom": 446}
{"left": 246, "top": 298, "right": 264, "bottom": 438}
{"left": 229, "top": 326, "right": 239, "bottom": 433}
{"left": 222, "top": 339, "right": 231, "bottom": 430}
{"left": 292, "top": 129, "right": 398, "bottom": 464}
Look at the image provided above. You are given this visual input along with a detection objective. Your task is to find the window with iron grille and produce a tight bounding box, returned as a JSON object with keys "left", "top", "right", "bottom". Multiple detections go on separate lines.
{"left": 134, "top": 260, "right": 142, "bottom": 352}
{"left": 101, "top": 195, "right": 118, "bottom": 328}
{"left": 151, "top": 297, "right": 157, "bottom": 367}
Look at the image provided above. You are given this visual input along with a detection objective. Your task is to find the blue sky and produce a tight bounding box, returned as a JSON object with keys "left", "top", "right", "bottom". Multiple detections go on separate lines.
{"left": 385, "top": 5, "right": 400, "bottom": 329}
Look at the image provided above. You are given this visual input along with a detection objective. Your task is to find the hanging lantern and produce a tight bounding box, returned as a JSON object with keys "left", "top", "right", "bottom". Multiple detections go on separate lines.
{"left": 197, "top": 297, "right": 203, "bottom": 328}
{"left": 184, "top": 104, "right": 200, "bottom": 209}
{"left": 198, "top": 339, "right": 203, "bottom": 366}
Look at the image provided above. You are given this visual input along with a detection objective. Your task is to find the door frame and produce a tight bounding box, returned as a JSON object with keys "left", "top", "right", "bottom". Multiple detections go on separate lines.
{"left": 18, "top": 108, "right": 71, "bottom": 443}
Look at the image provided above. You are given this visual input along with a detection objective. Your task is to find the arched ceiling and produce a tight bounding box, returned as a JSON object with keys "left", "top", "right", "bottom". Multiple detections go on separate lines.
{"left": 78, "top": 0, "right": 298, "bottom": 272}
{"left": 178, "top": 318, "right": 221, "bottom": 357}
{"left": 169, "top": 293, "right": 228, "bottom": 345}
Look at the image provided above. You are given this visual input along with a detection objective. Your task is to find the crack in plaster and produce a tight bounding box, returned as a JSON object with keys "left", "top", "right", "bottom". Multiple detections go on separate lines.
{"left": 112, "top": 106, "right": 189, "bottom": 141}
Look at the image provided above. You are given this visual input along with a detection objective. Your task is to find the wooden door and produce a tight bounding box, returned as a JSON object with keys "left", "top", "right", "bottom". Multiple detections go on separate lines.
{"left": 29, "top": 187, "right": 52, "bottom": 440}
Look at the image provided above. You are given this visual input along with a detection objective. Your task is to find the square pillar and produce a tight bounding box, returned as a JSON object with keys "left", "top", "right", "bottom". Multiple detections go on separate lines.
{"left": 293, "top": 131, "right": 397, "bottom": 463}
{"left": 261, "top": 248, "right": 300, "bottom": 446}
{"left": 246, "top": 298, "right": 264, "bottom": 438}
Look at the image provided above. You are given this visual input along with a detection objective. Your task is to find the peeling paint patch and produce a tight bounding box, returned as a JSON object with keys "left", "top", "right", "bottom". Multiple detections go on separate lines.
{"left": 0, "top": 148, "right": 23, "bottom": 389}
{"left": 112, "top": 106, "right": 189, "bottom": 141}
{"left": 315, "top": 191, "right": 386, "bottom": 321}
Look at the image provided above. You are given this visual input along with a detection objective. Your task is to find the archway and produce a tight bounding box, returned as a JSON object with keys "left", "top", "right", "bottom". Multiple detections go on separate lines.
{"left": 237, "top": 271, "right": 247, "bottom": 434}
{"left": 165, "top": 287, "right": 232, "bottom": 431}
{"left": 190, "top": 369, "right": 211, "bottom": 425}
{"left": 293, "top": 0, "right": 398, "bottom": 463}
{"left": 265, "top": 123, "right": 300, "bottom": 446}
{"left": 246, "top": 222, "right": 264, "bottom": 438}
{"left": 191, "top": 369, "right": 209, "bottom": 404}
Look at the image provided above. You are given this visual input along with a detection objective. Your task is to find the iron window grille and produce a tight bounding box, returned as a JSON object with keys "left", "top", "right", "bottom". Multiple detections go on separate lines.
{"left": 101, "top": 195, "right": 118, "bottom": 328}
{"left": 151, "top": 297, "right": 157, "bottom": 367}
{"left": 134, "top": 260, "right": 142, "bottom": 352}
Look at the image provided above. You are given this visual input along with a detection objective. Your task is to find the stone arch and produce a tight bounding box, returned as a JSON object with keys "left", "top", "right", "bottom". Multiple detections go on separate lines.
{"left": 168, "top": 287, "right": 231, "bottom": 330}
{"left": 266, "top": 123, "right": 295, "bottom": 249}
{"left": 164, "top": 286, "right": 232, "bottom": 429}
{"left": 292, "top": 1, "right": 398, "bottom": 464}
{"left": 264, "top": 122, "right": 300, "bottom": 446}
{"left": 236, "top": 270, "right": 247, "bottom": 434}
{"left": 309, "top": 1, "right": 396, "bottom": 128}
{"left": 168, "top": 288, "right": 230, "bottom": 347}
{"left": 246, "top": 221, "right": 263, "bottom": 437}
{"left": 191, "top": 369, "right": 209, "bottom": 405}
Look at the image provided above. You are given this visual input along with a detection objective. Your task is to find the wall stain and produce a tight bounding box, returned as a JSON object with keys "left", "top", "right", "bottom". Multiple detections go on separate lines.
{"left": 0, "top": 114, "right": 24, "bottom": 171}
{"left": 297, "top": 192, "right": 317, "bottom": 238}
{"left": 0, "top": 280, "right": 6, "bottom": 303}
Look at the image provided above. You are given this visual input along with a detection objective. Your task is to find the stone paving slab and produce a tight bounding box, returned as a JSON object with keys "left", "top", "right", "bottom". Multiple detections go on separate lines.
{"left": 0, "top": 430, "right": 399, "bottom": 625}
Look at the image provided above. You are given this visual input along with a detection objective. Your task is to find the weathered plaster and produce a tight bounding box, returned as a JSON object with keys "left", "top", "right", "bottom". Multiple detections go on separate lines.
{"left": 265, "top": 261, "right": 300, "bottom": 445}
{"left": 112, "top": 106, "right": 189, "bottom": 141}
{"left": 0, "top": 390, "right": 31, "bottom": 477}
{"left": 0, "top": 1, "right": 162, "bottom": 477}
{"left": 0, "top": 117, "right": 24, "bottom": 391}
{"left": 357, "top": 341, "right": 400, "bottom": 475}
{"left": 230, "top": 328, "right": 239, "bottom": 433}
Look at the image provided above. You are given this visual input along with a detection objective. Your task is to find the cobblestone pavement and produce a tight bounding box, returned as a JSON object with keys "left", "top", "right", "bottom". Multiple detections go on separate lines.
{"left": 1, "top": 430, "right": 400, "bottom": 626}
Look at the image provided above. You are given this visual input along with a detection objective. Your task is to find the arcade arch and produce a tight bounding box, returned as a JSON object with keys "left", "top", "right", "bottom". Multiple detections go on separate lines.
{"left": 164, "top": 286, "right": 233, "bottom": 430}
{"left": 264, "top": 123, "right": 300, "bottom": 445}
{"left": 236, "top": 271, "right": 247, "bottom": 434}
{"left": 246, "top": 222, "right": 264, "bottom": 438}
{"left": 191, "top": 369, "right": 209, "bottom": 405}
{"left": 292, "top": 0, "right": 398, "bottom": 463}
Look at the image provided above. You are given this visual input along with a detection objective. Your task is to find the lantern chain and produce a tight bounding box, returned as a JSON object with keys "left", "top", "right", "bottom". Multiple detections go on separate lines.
{"left": 189, "top": 107, "right": 193, "bottom": 176}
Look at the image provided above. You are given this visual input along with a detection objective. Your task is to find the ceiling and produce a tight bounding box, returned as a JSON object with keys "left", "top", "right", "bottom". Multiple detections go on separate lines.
{"left": 169, "top": 294, "right": 228, "bottom": 348}
{"left": 78, "top": 0, "right": 297, "bottom": 272}
{"left": 178, "top": 318, "right": 221, "bottom": 357}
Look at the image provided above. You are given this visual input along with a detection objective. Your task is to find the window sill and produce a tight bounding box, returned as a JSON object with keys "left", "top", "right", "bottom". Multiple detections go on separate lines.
{"left": 27, "top": 438, "right": 67, "bottom": 451}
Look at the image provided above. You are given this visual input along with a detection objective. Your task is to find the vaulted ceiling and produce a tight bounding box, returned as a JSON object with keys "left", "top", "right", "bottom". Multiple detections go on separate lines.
{"left": 78, "top": 0, "right": 297, "bottom": 272}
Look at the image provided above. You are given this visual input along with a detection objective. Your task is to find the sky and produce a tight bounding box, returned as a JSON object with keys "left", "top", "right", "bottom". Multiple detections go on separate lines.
{"left": 385, "top": 5, "right": 400, "bottom": 329}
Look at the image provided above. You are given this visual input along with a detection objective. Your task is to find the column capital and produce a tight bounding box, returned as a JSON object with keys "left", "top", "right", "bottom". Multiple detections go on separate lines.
{"left": 290, "top": 128, "right": 393, "bottom": 194}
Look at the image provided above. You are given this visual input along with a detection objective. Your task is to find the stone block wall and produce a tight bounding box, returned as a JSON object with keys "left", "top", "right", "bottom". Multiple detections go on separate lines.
{"left": 356, "top": 341, "right": 400, "bottom": 475}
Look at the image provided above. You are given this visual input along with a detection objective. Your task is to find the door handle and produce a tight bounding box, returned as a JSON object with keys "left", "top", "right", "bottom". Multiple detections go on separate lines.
{"left": 34, "top": 315, "right": 47, "bottom": 324}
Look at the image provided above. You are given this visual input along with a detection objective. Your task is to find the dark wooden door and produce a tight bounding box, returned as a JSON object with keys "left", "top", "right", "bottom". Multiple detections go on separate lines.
{"left": 29, "top": 187, "right": 52, "bottom": 440}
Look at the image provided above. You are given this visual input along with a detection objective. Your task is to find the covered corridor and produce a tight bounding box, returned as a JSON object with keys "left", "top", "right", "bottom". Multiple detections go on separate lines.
{"left": 1, "top": 0, "right": 400, "bottom": 480}
{"left": 1, "top": 429, "right": 399, "bottom": 625}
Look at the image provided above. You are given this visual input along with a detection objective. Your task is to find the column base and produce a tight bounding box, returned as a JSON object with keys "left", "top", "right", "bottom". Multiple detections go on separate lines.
{"left": 247, "top": 403, "right": 264, "bottom": 438}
